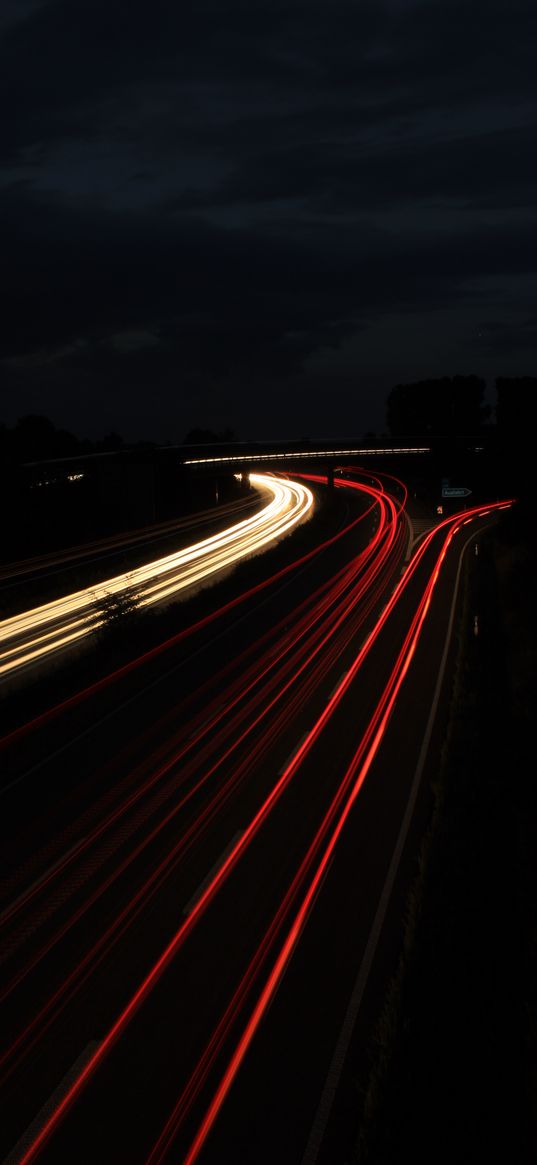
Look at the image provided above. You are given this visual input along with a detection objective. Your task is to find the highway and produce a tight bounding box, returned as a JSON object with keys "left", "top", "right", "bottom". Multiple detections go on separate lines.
{"left": 0, "top": 474, "right": 312, "bottom": 680}
{"left": 0, "top": 473, "right": 512, "bottom": 1165}
{"left": 0, "top": 494, "right": 261, "bottom": 586}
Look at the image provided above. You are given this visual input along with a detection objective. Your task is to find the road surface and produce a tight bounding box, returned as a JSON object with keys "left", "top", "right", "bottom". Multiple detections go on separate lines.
{"left": 0, "top": 475, "right": 312, "bottom": 681}
{"left": 0, "top": 474, "right": 512, "bottom": 1164}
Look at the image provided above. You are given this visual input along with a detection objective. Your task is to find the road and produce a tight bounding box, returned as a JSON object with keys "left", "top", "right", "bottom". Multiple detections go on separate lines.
{"left": 0, "top": 474, "right": 511, "bottom": 1164}
{"left": 0, "top": 474, "right": 312, "bottom": 681}
{"left": 0, "top": 495, "right": 260, "bottom": 587}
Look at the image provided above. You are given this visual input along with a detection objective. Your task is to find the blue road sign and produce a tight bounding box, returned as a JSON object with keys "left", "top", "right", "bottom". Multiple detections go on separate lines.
{"left": 441, "top": 486, "right": 472, "bottom": 498}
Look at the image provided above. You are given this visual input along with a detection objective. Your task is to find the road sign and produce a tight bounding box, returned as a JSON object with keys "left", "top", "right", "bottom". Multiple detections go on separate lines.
{"left": 441, "top": 486, "right": 472, "bottom": 498}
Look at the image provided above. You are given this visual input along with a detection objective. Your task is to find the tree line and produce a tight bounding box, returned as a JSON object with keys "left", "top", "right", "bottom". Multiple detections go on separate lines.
{"left": 0, "top": 416, "right": 241, "bottom": 466}
{"left": 1, "top": 377, "right": 535, "bottom": 464}
{"left": 385, "top": 375, "right": 537, "bottom": 437}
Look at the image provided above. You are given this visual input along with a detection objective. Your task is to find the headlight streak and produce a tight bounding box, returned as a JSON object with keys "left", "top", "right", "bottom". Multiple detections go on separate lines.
{"left": 0, "top": 496, "right": 258, "bottom": 585}
{"left": 2, "top": 475, "right": 400, "bottom": 1146}
{"left": 0, "top": 487, "right": 380, "bottom": 925}
{"left": 0, "top": 485, "right": 376, "bottom": 752}
{"left": 10, "top": 490, "right": 513, "bottom": 1165}
{"left": 5, "top": 484, "right": 514, "bottom": 1165}
{"left": 0, "top": 475, "right": 313, "bottom": 679}
{"left": 3, "top": 496, "right": 395, "bottom": 1095}
{"left": 1, "top": 483, "right": 402, "bottom": 1082}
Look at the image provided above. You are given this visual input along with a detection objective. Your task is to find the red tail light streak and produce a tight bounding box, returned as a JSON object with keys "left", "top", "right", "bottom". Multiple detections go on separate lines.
{"left": 3, "top": 483, "right": 514, "bottom": 1165}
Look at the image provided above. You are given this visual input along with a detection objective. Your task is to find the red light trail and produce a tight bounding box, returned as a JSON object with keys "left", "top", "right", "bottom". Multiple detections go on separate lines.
{"left": 1, "top": 475, "right": 513, "bottom": 1165}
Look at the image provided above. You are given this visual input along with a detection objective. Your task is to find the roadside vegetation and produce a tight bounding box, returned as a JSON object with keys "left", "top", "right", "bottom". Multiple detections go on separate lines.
{"left": 0, "top": 488, "right": 258, "bottom": 621}
{"left": 351, "top": 507, "right": 536, "bottom": 1164}
{"left": 92, "top": 584, "right": 144, "bottom": 647}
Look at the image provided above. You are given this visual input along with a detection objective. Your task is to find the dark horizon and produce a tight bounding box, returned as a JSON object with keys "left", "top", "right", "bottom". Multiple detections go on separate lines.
{"left": 3, "top": 371, "right": 535, "bottom": 460}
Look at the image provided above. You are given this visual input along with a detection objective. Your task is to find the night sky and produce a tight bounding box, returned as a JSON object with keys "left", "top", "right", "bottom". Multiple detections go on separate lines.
{"left": 1, "top": 0, "right": 536, "bottom": 443}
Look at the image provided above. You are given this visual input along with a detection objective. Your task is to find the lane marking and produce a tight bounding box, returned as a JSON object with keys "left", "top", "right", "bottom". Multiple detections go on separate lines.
{"left": 300, "top": 520, "right": 493, "bottom": 1165}
{"left": 278, "top": 733, "right": 309, "bottom": 776}
{"left": 328, "top": 671, "right": 348, "bottom": 700}
{"left": 0, "top": 836, "right": 88, "bottom": 928}
{"left": 2, "top": 1041, "right": 100, "bottom": 1165}
{"left": 403, "top": 513, "right": 414, "bottom": 561}
{"left": 183, "top": 832, "right": 244, "bottom": 917}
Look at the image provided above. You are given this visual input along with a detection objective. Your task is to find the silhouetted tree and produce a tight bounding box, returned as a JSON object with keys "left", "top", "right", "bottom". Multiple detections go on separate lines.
{"left": 386, "top": 376, "right": 489, "bottom": 437}
{"left": 0, "top": 416, "right": 129, "bottom": 463}
{"left": 496, "top": 377, "right": 537, "bottom": 434}
{"left": 9, "top": 414, "right": 82, "bottom": 461}
{"left": 495, "top": 377, "right": 537, "bottom": 505}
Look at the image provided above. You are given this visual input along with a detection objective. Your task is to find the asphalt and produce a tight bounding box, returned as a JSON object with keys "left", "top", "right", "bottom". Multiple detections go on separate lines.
{"left": 0, "top": 483, "right": 494, "bottom": 1165}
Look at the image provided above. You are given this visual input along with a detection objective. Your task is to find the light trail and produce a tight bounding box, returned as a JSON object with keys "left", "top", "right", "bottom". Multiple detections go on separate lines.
{"left": 0, "top": 480, "right": 400, "bottom": 1081}
{"left": 0, "top": 482, "right": 491, "bottom": 1030}
{"left": 4, "top": 487, "right": 513, "bottom": 1164}
{"left": 0, "top": 474, "right": 377, "bottom": 752}
{"left": 183, "top": 446, "right": 430, "bottom": 465}
{"left": 0, "top": 474, "right": 313, "bottom": 679}
{"left": 0, "top": 496, "right": 257, "bottom": 584}
{"left": 157, "top": 509, "right": 505, "bottom": 1165}
{"left": 0, "top": 491, "right": 381, "bottom": 923}
{"left": 0, "top": 479, "right": 400, "bottom": 1146}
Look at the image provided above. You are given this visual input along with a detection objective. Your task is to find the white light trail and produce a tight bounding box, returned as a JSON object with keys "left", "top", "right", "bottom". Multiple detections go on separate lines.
{"left": 183, "top": 446, "right": 430, "bottom": 465}
{"left": 0, "top": 474, "right": 313, "bottom": 679}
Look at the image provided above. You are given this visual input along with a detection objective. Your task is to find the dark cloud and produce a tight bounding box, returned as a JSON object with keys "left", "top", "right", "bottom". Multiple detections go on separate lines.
{"left": 1, "top": 186, "right": 533, "bottom": 360}
{"left": 174, "top": 121, "right": 537, "bottom": 214}
{"left": 474, "top": 316, "right": 537, "bottom": 354}
{"left": 3, "top": 0, "right": 535, "bottom": 163}
{"left": 1, "top": 0, "right": 536, "bottom": 439}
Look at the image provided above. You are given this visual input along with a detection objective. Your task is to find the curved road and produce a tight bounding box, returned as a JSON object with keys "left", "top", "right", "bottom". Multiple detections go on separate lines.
{"left": 0, "top": 476, "right": 512, "bottom": 1165}
{"left": 0, "top": 474, "right": 313, "bottom": 680}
